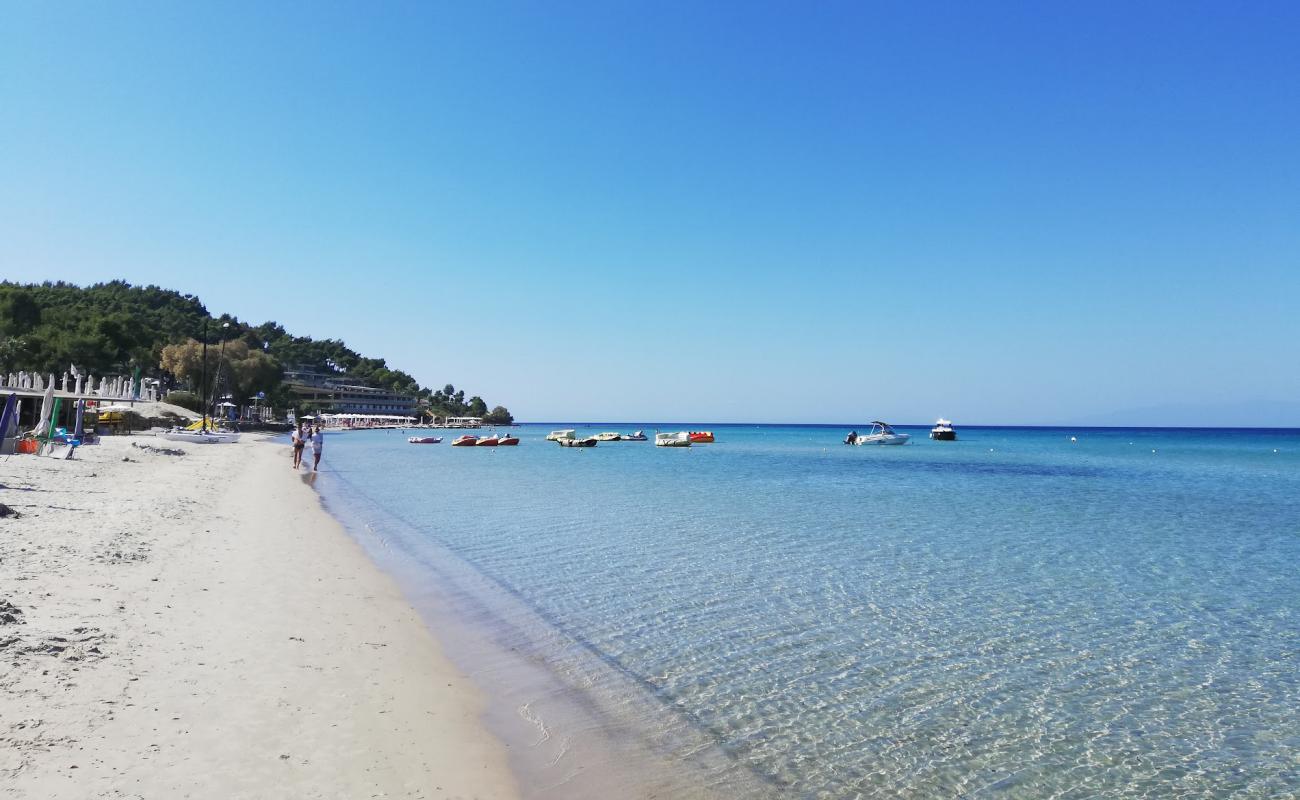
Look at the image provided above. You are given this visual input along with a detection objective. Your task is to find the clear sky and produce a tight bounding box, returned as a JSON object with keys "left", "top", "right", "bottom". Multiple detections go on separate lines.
{"left": 3, "top": 2, "right": 1298, "bottom": 425}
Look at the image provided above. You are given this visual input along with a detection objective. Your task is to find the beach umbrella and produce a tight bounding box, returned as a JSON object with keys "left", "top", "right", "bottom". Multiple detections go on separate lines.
{"left": 48, "top": 397, "right": 62, "bottom": 438}
{"left": 0, "top": 393, "right": 16, "bottom": 440}
{"left": 33, "top": 381, "right": 54, "bottom": 436}
{"left": 73, "top": 398, "right": 85, "bottom": 439}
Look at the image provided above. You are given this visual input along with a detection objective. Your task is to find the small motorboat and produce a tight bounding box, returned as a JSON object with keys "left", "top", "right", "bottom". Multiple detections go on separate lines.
{"left": 557, "top": 437, "right": 598, "bottom": 447}
{"left": 476, "top": 435, "right": 500, "bottom": 446}
{"left": 451, "top": 435, "right": 479, "bottom": 447}
{"left": 849, "top": 422, "right": 910, "bottom": 446}
{"left": 622, "top": 430, "right": 648, "bottom": 441}
{"left": 546, "top": 429, "right": 576, "bottom": 442}
{"left": 688, "top": 431, "right": 714, "bottom": 443}
{"left": 930, "top": 419, "right": 957, "bottom": 441}
{"left": 594, "top": 432, "right": 622, "bottom": 441}
{"left": 498, "top": 435, "right": 520, "bottom": 446}
{"left": 408, "top": 436, "right": 443, "bottom": 444}
{"left": 655, "top": 431, "right": 692, "bottom": 447}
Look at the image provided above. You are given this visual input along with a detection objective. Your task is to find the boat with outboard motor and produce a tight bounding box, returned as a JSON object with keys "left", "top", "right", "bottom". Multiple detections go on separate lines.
{"left": 594, "top": 432, "right": 621, "bottom": 441}
{"left": 407, "top": 436, "right": 443, "bottom": 444}
{"left": 557, "top": 436, "right": 598, "bottom": 447}
{"left": 930, "top": 419, "right": 957, "bottom": 441}
{"left": 498, "top": 434, "right": 519, "bottom": 446}
{"left": 451, "top": 434, "right": 479, "bottom": 446}
{"left": 622, "top": 430, "right": 648, "bottom": 441}
{"left": 845, "top": 422, "right": 910, "bottom": 446}
{"left": 476, "top": 435, "right": 500, "bottom": 446}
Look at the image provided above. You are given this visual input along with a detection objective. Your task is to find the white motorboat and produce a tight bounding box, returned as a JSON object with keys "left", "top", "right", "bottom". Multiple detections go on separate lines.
{"left": 594, "top": 432, "right": 622, "bottom": 441}
{"left": 546, "top": 429, "right": 576, "bottom": 442}
{"left": 847, "top": 421, "right": 910, "bottom": 446}
{"left": 930, "top": 419, "right": 956, "bottom": 441}
{"left": 654, "top": 431, "right": 692, "bottom": 447}
{"left": 622, "top": 430, "right": 648, "bottom": 441}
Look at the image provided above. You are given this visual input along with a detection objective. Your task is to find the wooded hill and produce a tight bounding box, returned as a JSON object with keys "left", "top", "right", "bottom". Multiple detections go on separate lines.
{"left": 0, "top": 281, "right": 511, "bottom": 423}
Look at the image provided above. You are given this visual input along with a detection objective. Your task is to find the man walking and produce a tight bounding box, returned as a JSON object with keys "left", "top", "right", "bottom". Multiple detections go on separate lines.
{"left": 311, "top": 425, "right": 324, "bottom": 471}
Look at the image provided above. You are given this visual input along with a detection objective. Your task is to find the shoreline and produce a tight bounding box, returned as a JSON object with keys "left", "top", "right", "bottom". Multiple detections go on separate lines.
{"left": 315, "top": 439, "right": 781, "bottom": 800}
{"left": 0, "top": 436, "right": 518, "bottom": 798}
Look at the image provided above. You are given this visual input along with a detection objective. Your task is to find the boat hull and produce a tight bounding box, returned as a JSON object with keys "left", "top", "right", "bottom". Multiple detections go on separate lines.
{"left": 159, "top": 430, "right": 240, "bottom": 444}
{"left": 498, "top": 437, "right": 519, "bottom": 446}
{"left": 655, "top": 432, "right": 692, "bottom": 447}
{"left": 930, "top": 430, "right": 956, "bottom": 441}
{"left": 557, "top": 438, "right": 597, "bottom": 447}
{"left": 854, "top": 433, "right": 910, "bottom": 445}
{"left": 408, "top": 437, "right": 442, "bottom": 444}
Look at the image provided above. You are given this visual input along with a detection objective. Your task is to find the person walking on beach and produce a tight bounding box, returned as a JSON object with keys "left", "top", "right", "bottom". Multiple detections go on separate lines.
{"left": 292, "top": 422, "right": 306, "bottom": 469}
{"left": 310, "top": 424, "right": 324, "bottom": 471}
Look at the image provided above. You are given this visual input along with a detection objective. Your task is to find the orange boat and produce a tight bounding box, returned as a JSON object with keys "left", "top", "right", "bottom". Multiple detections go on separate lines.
{"left": 688, "top": 431, "right": 715, "bottom": 443}
{"left": 498, "top": 435, "right": 519, "bottom": 446}
{"left": 476, "top": 435, "right": 500, "bottom": 446}
{"left": 451, "top": 435, "right": 479, "bottom": 446}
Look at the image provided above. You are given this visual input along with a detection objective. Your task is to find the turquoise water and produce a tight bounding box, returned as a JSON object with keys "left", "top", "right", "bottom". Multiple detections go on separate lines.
{"left": 321, "top": 425, "right": 1300, "bottom": 798}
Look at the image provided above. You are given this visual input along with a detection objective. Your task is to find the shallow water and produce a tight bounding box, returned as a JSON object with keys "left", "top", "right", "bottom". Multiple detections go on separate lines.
{"left": 320, "top": 425, "right": 1300, "bottom": 798}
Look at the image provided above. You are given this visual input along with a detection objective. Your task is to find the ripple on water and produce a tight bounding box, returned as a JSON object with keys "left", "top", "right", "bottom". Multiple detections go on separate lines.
{"left": 325, "top": 425, "right": 1300, "bottom": 798}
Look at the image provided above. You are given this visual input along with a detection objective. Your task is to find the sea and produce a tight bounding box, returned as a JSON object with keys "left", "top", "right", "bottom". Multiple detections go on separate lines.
{"left": 315, "top": 424, "right": 1300, "bottom": 799}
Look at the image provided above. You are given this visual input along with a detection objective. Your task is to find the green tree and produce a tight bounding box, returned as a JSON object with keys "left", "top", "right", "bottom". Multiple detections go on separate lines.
{"left": 483, "top": 406, "right": 514, "bottom": 425}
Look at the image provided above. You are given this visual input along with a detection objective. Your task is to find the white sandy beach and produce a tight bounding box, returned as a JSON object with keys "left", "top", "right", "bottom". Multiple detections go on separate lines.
{"left": 0, "top": 435, "right": 518, "bottom": 799}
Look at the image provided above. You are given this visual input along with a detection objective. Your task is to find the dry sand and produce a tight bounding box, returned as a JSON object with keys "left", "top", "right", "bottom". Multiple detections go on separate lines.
{"left": 0, "top": 435, "right": 519, "bottom": 799}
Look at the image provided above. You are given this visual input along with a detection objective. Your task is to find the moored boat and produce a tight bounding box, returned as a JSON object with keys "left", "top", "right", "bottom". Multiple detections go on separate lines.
{"left": 557, "top": 436, "right": 598, "bottom": 447}
{"left": 594, "top": 432, "right": 621, "bottom": 441}
{"left": 688, "top": 431, "right": 714, "bottom": 443}
{"left": 546, "top": 429, "right": 576, "bottom": 442}
{"left": 498, "top": 435, "right": 520, "bottom": 446}
{"left": 930, "top": 419, "right": 957, "bottom": 441}
{"left": 847, "top": 421, "right": 910, "bottom": 446}
{"left": 451, "top": 434, "right": 479, "bottom": 446}
{"left": 655, "top": 431, "right": 691, "bottom": 447}
{"left": 408, "top": 436, "right": 442, "bottom": 444}
{"left": 476, "top": 435, "right": 500, "bottom": 446}
{"left": 622, "top": 430, "right": 648, "bottom": 441}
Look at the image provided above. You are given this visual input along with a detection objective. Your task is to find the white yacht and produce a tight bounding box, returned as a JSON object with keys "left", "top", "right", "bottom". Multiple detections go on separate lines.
{"left": 930, "top": 419, "right": 956, "bottom": 440}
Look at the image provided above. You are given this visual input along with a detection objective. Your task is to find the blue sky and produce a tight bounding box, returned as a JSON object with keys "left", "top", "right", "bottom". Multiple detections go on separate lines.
{"left": 3, "top": 2, "right": 1298, "bottom": 424}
